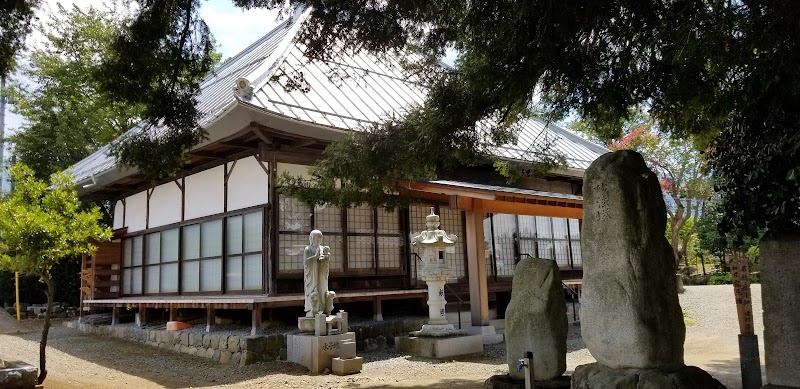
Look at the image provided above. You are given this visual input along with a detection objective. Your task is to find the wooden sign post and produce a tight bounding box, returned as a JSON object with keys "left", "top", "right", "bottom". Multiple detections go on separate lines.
{"left": 730, "top": 251, "right": 762, "bottom": 389}
{"left": 731, "top": 252, "right": 754, "bottom": 335}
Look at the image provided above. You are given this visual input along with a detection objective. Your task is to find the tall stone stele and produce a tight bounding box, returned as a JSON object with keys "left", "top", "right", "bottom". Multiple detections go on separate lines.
{"left": 505, "top": 257, "right": 568, "bottom": 381}
{"left": 575, "top": 150, "right": 725, "bottom": 388}
{"left": 581, "top": 150, "right": 685, "bottom": 369}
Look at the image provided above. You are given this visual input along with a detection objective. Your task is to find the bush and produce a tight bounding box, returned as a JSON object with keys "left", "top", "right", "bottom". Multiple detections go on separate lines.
{"left": 684, "top": 271, "right": 760, "bottom": 286}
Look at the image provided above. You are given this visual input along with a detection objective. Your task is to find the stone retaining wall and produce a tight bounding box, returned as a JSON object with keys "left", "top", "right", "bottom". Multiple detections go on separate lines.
{"left": 65, "top": 322, "right": 286, "bottom": 366}
{"left": 65, "top": 317, "right": 428, "bottom": 366}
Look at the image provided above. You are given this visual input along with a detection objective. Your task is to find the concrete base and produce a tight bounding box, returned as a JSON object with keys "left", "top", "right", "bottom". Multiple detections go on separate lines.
{"left": 412, "top": 323, "right": 468, "bottom": 337}
{"left": 0, "top": 360, "right": 38, "bottom": 389}
{"left": 467, "top": 325, "right": 504, "bottom": 345}
{"left": 287, "top": 332, "right": 356, "bottom": 373}
{"left": 395, "top": 334, "right": 483, "bottom": 359}
{"left": 484, "top": 374, "right": 570, "bottom": 389}
{"left": 332, "top": 357, "right": 363, "bottom": 375}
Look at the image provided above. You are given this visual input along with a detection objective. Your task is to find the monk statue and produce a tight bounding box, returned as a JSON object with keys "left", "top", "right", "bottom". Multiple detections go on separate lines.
{"left": 304, "top": 230, "right": 335, "bottom": 317}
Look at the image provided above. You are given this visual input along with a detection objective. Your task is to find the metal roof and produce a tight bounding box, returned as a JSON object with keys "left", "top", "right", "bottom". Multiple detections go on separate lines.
{"left": 71, "top": 7, "right": 607, "bottom": 186}
{"left": 426, "top": 180, "right": 584, "bottom": 202}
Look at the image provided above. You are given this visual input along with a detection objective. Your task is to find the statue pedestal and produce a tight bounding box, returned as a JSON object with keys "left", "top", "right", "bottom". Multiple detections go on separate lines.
{"left": 395, "top": 333, "right": 483, "bottom": 359}
{"left": 287, "top": 332, "right": 357, "bottom": 373}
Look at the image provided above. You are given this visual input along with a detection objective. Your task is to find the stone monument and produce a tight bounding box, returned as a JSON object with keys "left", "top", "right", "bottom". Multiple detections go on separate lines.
{"left": 573, "top": 150, "right": 725, "bottom": 388}
{"left": 288, "top": 230, "right": 362, "bottom": 374}
{"left": 396, "top": 208, "right": 483, "bottom": 358}
{"left": 485, "top": 257, "right": 570, "bottom": 389}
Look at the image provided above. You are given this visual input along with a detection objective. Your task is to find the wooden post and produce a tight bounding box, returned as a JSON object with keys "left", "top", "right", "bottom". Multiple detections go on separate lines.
{"left": 206, "top": 306, "right": 215, "bottom": 333}
{"left": 465, "top": 199, "right": 490, "bottom": 326}
{"left": 373, "top": 297, "right": 383, "bottom": 321}
{"left": 169, "top": 306, "right": 177, "bottom": 322}
{"left": 112, "top": 306, "right": 119, "bottom": 325}
{"left": 732, "top": 252, "right": 755, "bottom": 334}
{"left": 251, "top": 304, "right": 262, "bottom": 336}
{"left": 137, "top": 305, "right": 147, "bottom": 327}
{"left": 732, "top": 251, "right": 762, "bottom": 389}
{"left": 14, "top": 272, "right": 20, "bottom": 321}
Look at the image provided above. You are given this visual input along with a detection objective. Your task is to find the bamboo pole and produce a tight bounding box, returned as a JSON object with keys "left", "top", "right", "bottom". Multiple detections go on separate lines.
{"left": 15, "top": 272, "right": 21, "bottom": 320}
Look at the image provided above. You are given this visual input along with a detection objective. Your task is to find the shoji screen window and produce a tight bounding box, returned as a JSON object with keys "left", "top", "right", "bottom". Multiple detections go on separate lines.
{"left": 121, "top": 236, "right": 143, "bottom": 295}
{"left": 346, "top": 206, "right": 375, "bottom": 270}
{"left": 439, "top": 207, "right": 467, "bottom": 279}
{"left": 182, "top": 220, "right": 223, "bottom": 293}
{"left": 314, "top": 204, "right": 344, "bottom": 271}
{"left": 278, "top": 196, "right": 312, "bottom": 274}
{"left": 226, "top": 211, "right": 263, "bottom": 292}
{"left": 142, "top": 228, "right": 179, "bottom": 294}
{"left": 376, "top": 208, "right": 403, "bottom": 271}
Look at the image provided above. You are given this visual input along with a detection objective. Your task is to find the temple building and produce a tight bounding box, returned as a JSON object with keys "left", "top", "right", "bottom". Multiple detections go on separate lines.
{"left": 75, "top": 7, "right": 607, "bottom": 334}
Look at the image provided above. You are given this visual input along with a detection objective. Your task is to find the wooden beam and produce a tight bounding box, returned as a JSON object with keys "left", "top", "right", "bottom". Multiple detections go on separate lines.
{"left": 465, "top": 199, "right": 490, "bottom": 326}
{"left": 187, "top": 150, "right": 225, "bottom": 160}
{"left": 480, "top": 201, "right": 583, "bottom": 219}
{"left": 253, "top": 127, "right": 274, "bottom": 145}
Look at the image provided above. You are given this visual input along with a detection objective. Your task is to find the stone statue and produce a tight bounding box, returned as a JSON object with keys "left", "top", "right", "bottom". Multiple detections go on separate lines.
{"left": 304, "top": 230, "right": 335, "bottom": 317}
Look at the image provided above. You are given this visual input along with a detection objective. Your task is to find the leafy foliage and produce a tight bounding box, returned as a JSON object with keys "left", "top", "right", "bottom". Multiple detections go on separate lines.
{"left": 0, "top": 0, "right": 40, "bottom": 76}
{"left": 96, "top": 0, "right": 217, "bottom": 180}
{"left": 0, "top": 163, "right": 111, "bottom": 384}
{"left": 4, "top": 1, "right": 793, "bottom": 236}
{"left": 0, "top": 163, "right": 111, "bottom": 277}
{"left": 6, "top": 3, "right": 145, "bottom": 179}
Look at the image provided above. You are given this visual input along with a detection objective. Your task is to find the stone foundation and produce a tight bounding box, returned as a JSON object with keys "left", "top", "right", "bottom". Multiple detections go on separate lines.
{"left": 65, "top": 321, "right": 286, "bottom": 366}
{"left": 0, "top": 360, "right": 38, "bottom": 389}
{"left": 483, "top": 374, "right": 570, "bottom": 389}
{"left": 65, "top": 317, "right": 428, "bottom": 366}
{"left": 571, "top": 363, "right": 726, "bottom": 389}
{"left": 395, "top": 334, "right": 483, "bottom": 358}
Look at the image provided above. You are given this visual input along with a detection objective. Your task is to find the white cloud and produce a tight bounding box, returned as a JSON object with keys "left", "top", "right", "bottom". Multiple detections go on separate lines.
{"left": 200, "top": 4, "right": 285, "bottom": 59}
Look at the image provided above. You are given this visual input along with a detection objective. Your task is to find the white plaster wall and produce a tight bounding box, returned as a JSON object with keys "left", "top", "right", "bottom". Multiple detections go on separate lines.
{"left": 185, "top": 165, "right": 224, "bottom": 220}
{"left": 112, "top": 200, "right": 125, "bottom": 230}
{"left": 276, "top": 162, "right": 311, "bottom": 179}
{"left": 227, "top": 156, "right": 269, "bottom": 211}
{"left": 125, "top": 191, "right": 148, "bottom": 233}
{"left": 148, "top": 181, "right": 182, "bottom": 228}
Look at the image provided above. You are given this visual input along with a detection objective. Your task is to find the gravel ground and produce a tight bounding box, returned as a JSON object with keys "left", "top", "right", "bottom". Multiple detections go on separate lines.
{"left": 0, "top": 285, "right": 763, "bottom": 389}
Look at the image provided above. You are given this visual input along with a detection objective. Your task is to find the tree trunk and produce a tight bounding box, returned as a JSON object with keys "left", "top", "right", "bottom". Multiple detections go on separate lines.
{"left": 38, "top": 276, "right": 54, "bottom": 384}
{"left": 700, "top": 254, "right": 706, "bottom": 275}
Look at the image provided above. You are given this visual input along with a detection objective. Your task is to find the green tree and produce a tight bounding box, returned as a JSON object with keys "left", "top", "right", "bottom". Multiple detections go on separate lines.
{"left": 606, "top": 124, "right": 712, "bottom": 269}
{"left": 0, "top": 0, "right": 40, "bottom": 76}
{"left": 6, "top": 2, "right": 145, "bottom": 179}
{"left": 6, "top": 1, "right": 795, "bottom": 238}
{"left": 0, "top": 164, "right": 111, "bottom": 384}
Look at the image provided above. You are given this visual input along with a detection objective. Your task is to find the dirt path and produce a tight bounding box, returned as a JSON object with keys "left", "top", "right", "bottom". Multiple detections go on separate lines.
{"left": 0, "top": 285, "right": 763, "bottom": 388}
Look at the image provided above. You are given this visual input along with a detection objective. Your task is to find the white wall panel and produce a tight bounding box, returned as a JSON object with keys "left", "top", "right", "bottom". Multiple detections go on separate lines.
{"left": 228, "top": 156, "right": 269, "bottom": 211}
{"left": 277, "top": 162, "right": 310, "bottom": 179}
{"left": 185, "top": 165, "right": 224, "bottom": 220}
{"left": 149, "top": 181, "right": 182, "bottom": 228}
{"left": 113, "top": 200, "right": 125, "bottom": 230}
{"left": 125, "top": 191, "right": 147, "bottom": 232}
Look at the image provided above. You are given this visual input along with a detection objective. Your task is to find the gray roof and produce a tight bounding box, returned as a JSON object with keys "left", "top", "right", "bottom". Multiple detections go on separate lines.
{"left": 427, "top": 180, "right": 584, "bottom": 201}
{"left": 72, "top": 7, "right": 607, "bottom": 185}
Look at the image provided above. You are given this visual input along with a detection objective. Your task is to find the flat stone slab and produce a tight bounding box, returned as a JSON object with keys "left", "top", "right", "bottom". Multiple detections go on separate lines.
{"left": 0, "top": 360, "right": 38, "bottom": 389}
{"left": 395, "top": 334, "right": 483, "bottom": 359}
{"left": 484, "top": 374, "right": 570, "bottom": 389}
{"left": 572, "top": 363, "right": 726, "bottom": 389}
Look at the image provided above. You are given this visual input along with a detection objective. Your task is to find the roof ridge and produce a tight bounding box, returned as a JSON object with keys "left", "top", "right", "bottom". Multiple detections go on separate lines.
{"left": 199, "top": 10, "right": 297, "bottom": 87}
{"left": 234, "top": 6, "right": 311, "bottom": 99}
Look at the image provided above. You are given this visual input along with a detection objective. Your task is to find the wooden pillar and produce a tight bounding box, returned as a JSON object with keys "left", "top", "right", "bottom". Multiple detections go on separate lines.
{"left": 111, "top": 305, "right": 119, "bottom": 326}
{"left": 169, "top": 306, "right": 177, "bottom": 322}
{"left": 251, "top": 304, "right": 262, "bottom": 336}
{"left": 373, "top": 297, "right": 384, "bottom": 321}
{"left": 137, "top": 305, "right": 147, "bottom": 327}
{"left": 206, "top": 306, "right": 215, "bottom": 333}
{"left": 465, "top": 199, "right": 490, "bottom": 326}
